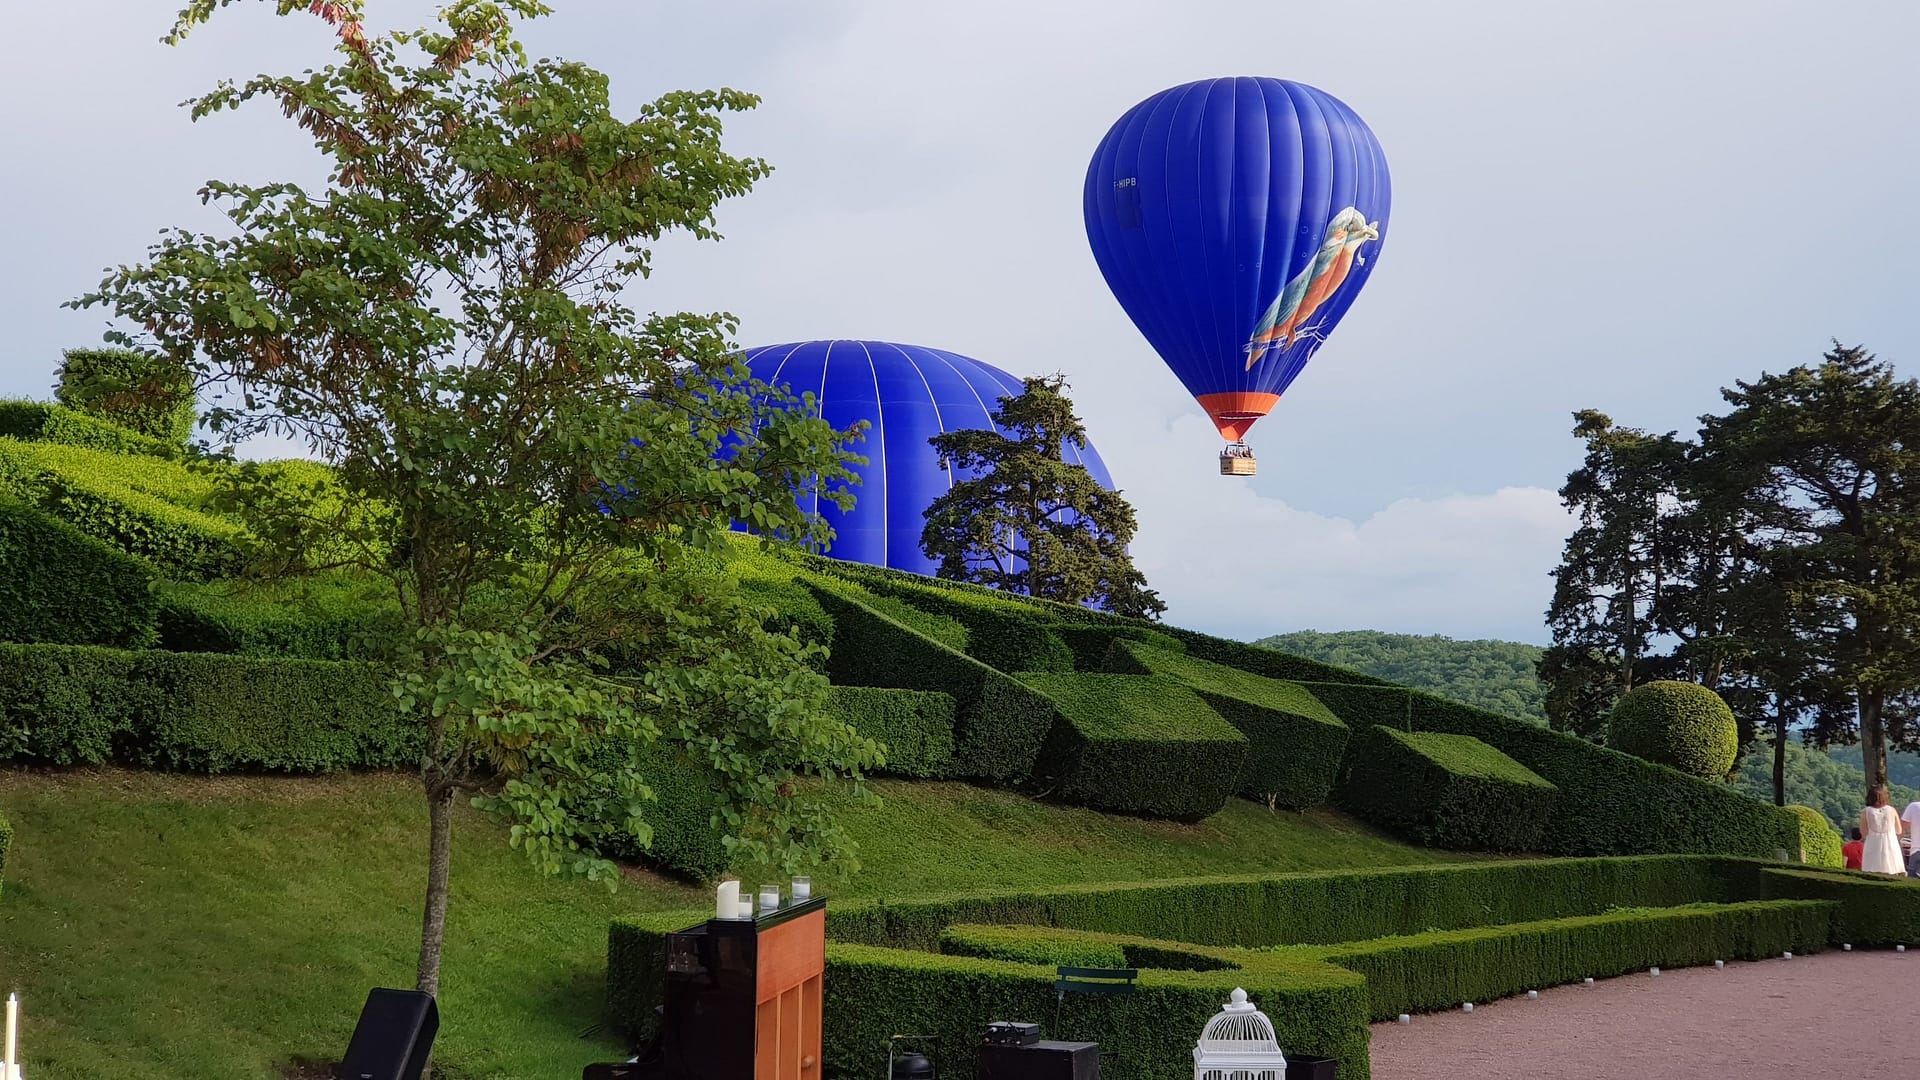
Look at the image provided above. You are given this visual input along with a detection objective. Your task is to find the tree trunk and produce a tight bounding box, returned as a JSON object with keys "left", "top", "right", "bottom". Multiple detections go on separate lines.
{"left": 417, "top": 783, "right": 455, "bottom": 997}
{"left": 1771, "top": 713, "right": 1788, "bottom": 806}
{"left": 1860, "top": 689, "right": 1890, "bottom": 797}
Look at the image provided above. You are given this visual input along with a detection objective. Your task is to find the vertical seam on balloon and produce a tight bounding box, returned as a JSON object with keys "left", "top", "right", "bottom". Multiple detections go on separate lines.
{"left": 858, "top": 341, "right": 888, "bottom": 568}
{"left": 1161, "top": 80, "right": 1207, "bottom": 397}
{"left": 767, "top": 340, "right": 809, "bottom": 387}
{"left": 891, "top": 341, "right": 953, "bottom": 491}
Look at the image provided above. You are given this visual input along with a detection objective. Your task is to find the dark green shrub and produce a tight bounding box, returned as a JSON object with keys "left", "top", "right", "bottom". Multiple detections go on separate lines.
{"left": 1301, "top": 682, "right": 1411, "bottom": 732}
{"left": 940, "top": 923, "right": 1128, "bottom": 968}
{"left": 1786, "top": 804, "right": 1843, "bottom": 868}
{"left": 1607, "top": 680, "right": 1739, "bottom": 779}
{"left": 0, "top": 644, "right": 414, "bottom": 770}
{"left": 1023, "top": 673, "right": 1247, "bottom": 820}
{"left": 1055, "top": 624, "right": 1182, "bottom": 671}
{"left": 55, "top": 347, "right": 197, "bottom": 446}
{"left": 579, "top": 739, "right": 730, "bottom": 881}
{"left": 1318, "top": 900, "right": 1833, "bottom": 1020}
{"left": 1761, "top": 866, "right": 1920, "bottom": 946}
{"left": 0, "top": 499, "right": 158, "bottom": 647}
{"left": 0, "top": 401, "right": 174, "bottom": 456}
{"left": 0, "top": 440, "right": 242, "bottom": 579}
{"left": 811, "top": 581, "right": 1054, "bottom": 781}
{"left": 826, "top": 686, "right": 958, "bottom": 779}
{"left": 1106, "top": 640, "right": 1348, "bottom": 808}
{"left": 737, "top": 577, "right": 835, "bottom": 654}
{"left": 1338, "top": 728, "right": 1557, "bottom": 852}
{"left": 153, "top": 576, "right": 402, "bottom": 660}
{"left": 1402, "top": 690, "right": 1798, "bottom": 858}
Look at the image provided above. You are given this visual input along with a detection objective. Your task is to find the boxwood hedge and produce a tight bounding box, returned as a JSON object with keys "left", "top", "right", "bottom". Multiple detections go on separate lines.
{"left": 811, "top": 581, "right": 1055, "bottom": 782}
{"left": 154, "top": 576, "right": 402, "bottom": 660}
{"left": 1301, "top": 682, "right": 1799, "bottom": 859}
{"left": 576, "top": 738, "right": 731, "bottom": 882}
{"left": 1338, "top": 727, "right": 1558, "bottom": 852}
{"left": 1022, "top": 672, "right": 1247, "bottom": 820}
{"left": 1760, "top": 866, "right": 1920, "bottom": 946}
{"left": 0, "top": 498, "right": 158, "bottom": 648}
{"left": 0, "top": 439, "right": 242, "bottom": 579}
{"left": 55, "top": 347, "right": 197, "bottom": 446}
{"left": 0, "top": 643, "right": 414, "bottom": 771}
{"left": 1104, "top": 640, "right": 1348, "bottom": 808}
{"left": 826, "top": 685, "right": 958, "bottom": 779}
{"left": 0, "top": 400, "right": 175, "bottom": 457}
{"left": 1786, "top": 804, "right": 1844, "bottom": 868}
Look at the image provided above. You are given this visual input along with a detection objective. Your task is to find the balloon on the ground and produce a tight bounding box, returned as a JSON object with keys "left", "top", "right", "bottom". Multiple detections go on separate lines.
{"left": 1083, "top": 77, "right": 1390, "bottom": 462}
{"left": 734, "top": 340, "right": 1115, "bottom": 575}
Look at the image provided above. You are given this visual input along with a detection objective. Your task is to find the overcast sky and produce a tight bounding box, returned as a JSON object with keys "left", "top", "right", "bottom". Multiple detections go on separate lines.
{"left": 5, "top": 0, "right": 1917, "bottom": 643}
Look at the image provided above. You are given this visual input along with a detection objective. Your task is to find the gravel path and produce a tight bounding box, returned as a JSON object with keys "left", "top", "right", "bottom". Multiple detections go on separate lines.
{"left": 1369, "top": 950, "right": 1919, "bottom": 1079}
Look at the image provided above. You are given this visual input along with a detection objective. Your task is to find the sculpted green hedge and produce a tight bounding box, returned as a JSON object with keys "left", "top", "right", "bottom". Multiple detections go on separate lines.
{"left": 0, "top": 644, "right": 413, "bottom": 771}
{"left": 1105, "top": 639, "right": 1347, "bottom": 808}
{"left": 0, "top": 401, "right": 175, "bottom": 457}
{"left": 1760, "top": 866, "right": 1920, "bottom": 946}
{"left": 0, "top": 498, "right": 158, "bottom": 648}
{"left": 1786, "top": 805, "right": 1844, "bottom": 868}
{"left": 1338, "top": 728, "right": 1557, "bottom": 852}
{"left": 811, "top": 580, "right": 1055, "bottom": 782}
{"left": 0, "top": 440, "right": 242, "bottom": 579}
{"left": 826, "top": 685, "right": 958, "bottom": 779}
{"left": 153, "top": 576, "right": 402, "bottom": 660}
{"left": 1022, "top": 672, "right": 1247, "bottom": 820}
{"left": 1300, "top": 682, "right": 1799, "bottom": 859}
{"left": 55, "top": 347, "right": 197, "bottom": 446}
{"left": 1607, "top": 680, "right": 1740, "bottom": 780}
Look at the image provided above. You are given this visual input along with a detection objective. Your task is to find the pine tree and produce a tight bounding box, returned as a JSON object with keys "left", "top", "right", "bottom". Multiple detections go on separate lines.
{"left": 920, "top": 376, "right": 1164, "bottom": 618}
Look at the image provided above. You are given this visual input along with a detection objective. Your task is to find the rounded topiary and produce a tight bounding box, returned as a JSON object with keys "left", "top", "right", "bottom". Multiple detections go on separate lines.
{"left": 1785, "top": 804, "right": 1843, "bottom": 868}
{"left": 1605, "top": 680, "right": 1739, "bottom": 779}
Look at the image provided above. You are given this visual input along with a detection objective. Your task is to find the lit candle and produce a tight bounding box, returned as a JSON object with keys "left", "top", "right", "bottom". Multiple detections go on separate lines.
{"left": 792, "top": 877, "right": 811, "bottom": 902}
{"left": 716, "top": 880, "right": 740, "bottom": 921}
{"left": 4, "top": 992, "right": 16, "bottom": 1072}
{"left": 737, "top": 897, "right": 754, "bottom": 921}
{"left": 759, "top": 884, "right": 781, "bottom": 914}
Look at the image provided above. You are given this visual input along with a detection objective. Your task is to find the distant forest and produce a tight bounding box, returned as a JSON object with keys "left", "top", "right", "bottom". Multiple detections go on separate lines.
{"left": 1256, "top": 628, "right": 1912, "bottom": 831}
{"left": 1254, "top": 629, "right": 1548, "bottom": 721}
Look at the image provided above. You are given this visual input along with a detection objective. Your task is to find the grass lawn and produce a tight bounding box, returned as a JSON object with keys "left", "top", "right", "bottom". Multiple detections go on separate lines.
{"left": 0, "top": 767, "right": 1476, "bottom": 1078}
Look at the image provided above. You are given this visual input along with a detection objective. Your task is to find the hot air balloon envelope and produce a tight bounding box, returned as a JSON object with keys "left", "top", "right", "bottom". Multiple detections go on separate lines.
{"left": 1083, "top": 77, "right": 1390, "bottom": 445}
{"left": 735, "top": 340, "right": 1115, "bottom": 576}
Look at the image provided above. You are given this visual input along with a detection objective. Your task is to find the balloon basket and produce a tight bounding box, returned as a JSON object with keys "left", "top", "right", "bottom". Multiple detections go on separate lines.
{"left": 1219, "top": 444, "right": 1257, "bottom": 476}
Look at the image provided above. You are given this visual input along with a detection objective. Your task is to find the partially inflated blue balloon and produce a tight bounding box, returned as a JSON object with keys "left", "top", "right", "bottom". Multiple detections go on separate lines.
{"left": 736, "top": 340, "right": 1115, "bottom": 575}
{"left": 1084, "top": 78, "right": 1390, "bottom": 445}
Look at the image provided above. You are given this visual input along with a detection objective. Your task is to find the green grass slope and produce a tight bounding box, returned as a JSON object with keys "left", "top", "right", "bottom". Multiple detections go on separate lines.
{"left": 0, "top": 768, "right": 1467, "bottom": 1079}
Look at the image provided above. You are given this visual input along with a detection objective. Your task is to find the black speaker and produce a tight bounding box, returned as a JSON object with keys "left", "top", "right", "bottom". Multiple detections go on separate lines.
{"left": 340, "top": 988, "right": 439, "bottom": 1080}
{"left": 977, "top": 1039, "right": 1100, "bottom": 1080}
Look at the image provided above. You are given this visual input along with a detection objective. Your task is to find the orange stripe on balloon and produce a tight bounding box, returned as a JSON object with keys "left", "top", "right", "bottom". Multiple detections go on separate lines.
{"left": 1195, "top": 391, "right": 1280, "bottom": 442}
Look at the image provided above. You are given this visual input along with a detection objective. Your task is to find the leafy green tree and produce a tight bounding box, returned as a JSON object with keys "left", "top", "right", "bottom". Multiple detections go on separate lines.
{"left": 1734, "top": 739, "right": 1920, "bottom": 831}
{"left": 921, "top": 375, "right": 1164, "bottom": 618}
{"left": 78, "top": 0, "right": 875, "bottom": 1003}
{"left": 1539, "top": 410, "right": 1689, "bottom": 738}
{"left": 1698, "top": 345, "right": 1920, "bottom": 796}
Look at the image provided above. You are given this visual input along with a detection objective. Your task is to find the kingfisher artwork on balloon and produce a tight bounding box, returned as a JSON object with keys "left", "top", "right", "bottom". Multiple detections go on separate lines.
{"left": 1083, "top": 77, "right": 1390, "bottom": 475}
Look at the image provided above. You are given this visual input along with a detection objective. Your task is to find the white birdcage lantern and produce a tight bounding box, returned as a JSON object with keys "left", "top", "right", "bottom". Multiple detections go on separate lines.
{"left": 1194, "top": 987, "right": 1285, "bottom": 1080}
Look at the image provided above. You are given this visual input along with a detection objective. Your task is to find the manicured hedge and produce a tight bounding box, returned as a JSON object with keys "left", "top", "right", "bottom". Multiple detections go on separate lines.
{"left": 1607, "top": 680, "right": 1739, "bottom": 779}
{"left": 0, "top": 644, "right": 414, "bottom": 771}
{"left": 826, "top": 686, "right": 958, "bottom": 779}
{"left": 580, "top": 739, "right": 731, "bottom": 882}
{"left": 0, "top": 400, "right": 175, "bottom": 457}
{"left": 0, "top": 439, "right": 242, "bottom": 579}
{"left": 845, "top": 572, "right": 1076, "bottom": 674}
{"left": 1055, "top": 624, "right": 1183, "bottom": 671}
{"left": 737, "top": 577, "right": 835, "bottom": 654}
{"left": 1301, "top": 681, "right": 1800, "bottom": 859}
{"left": 1022, "top": 672, "right": 1247, "bottom": 820}
{"left": 1105, "top": 640, "right": 1348, "bottom": 808}
{"left": 811, "top": 581, "right": 1056, "bottom": 782}
{"left": 0, "top": 498, "right": 158, "bottom": 647}
{"left": 154, "top": 576, "right": 402, "bottom": 660}
{"left": 1338, "top": 728, "right": 1557, "bottom": 852}
{"left": 1166, "top": 627, "right": 1391, "bottom": 686}
{"left": 55, "top": 347, "right": 197, "bottom": 446}
{"left": 940, "top": 923, "right": 1128, "bottom": 969}
{"left": 1787, "top": 805, "right": 1844, "bottom": 868}
{"left": 1761, "top": 866, "right": 1920, "bottom": 946}
{"left": 1404, "top": 690, "right": 1799, "bottom": 858}
{"left": 1316, "top": 900, "right": 1833, "bottom": 1020}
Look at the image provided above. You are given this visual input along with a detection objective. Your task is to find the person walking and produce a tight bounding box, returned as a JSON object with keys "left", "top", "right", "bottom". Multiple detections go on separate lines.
{"left": 1861, "top": 785, "right": 1906, "bottom": 876}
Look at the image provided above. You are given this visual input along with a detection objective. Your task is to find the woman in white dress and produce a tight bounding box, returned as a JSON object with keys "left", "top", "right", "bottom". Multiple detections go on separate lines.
{"left": 1860, "top": 785, "right": 1906, "bottom": 876}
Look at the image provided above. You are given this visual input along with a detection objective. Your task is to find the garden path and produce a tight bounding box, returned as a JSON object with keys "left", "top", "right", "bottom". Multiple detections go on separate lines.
{"left": 1369, "top": 949, "right": 1918, "bottom": 1079}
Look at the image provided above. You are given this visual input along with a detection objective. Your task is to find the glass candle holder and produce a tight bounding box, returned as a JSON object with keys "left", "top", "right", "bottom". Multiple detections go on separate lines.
{"left": 792, "top": 876, "right": 812, "bottom": 902}
{"left": 759, "top": 884, "right": 781, "bottom": 914}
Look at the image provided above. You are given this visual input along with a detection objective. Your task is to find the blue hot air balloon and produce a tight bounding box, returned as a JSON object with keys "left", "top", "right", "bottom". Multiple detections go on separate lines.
{"left": 1083, "top": 78, "right": 1390, "bottom": 475}
{"left": 736, "top": 340, "right": 1116, "bottom": 575}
